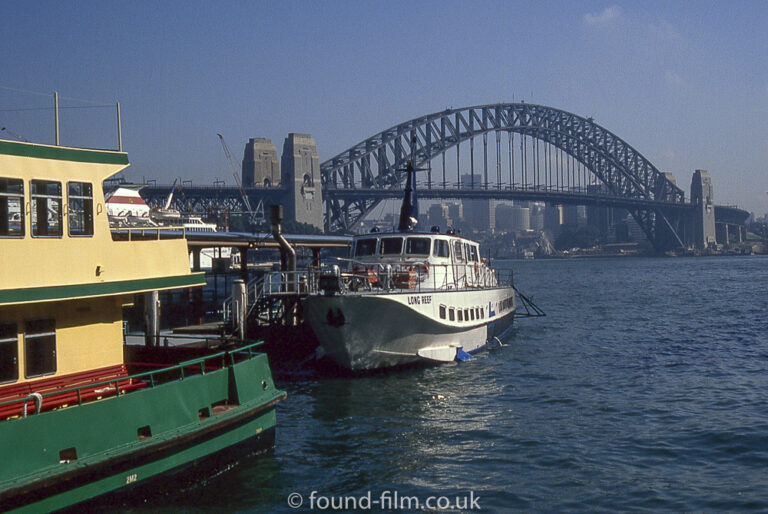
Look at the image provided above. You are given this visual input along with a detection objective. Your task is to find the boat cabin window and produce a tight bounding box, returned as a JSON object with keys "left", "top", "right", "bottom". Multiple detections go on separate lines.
{"left": 467, "top": 245, "right": 479, "bottom": 262}
{"left": 0, "top": 178, "right": 24, "bottom": 237}
{"left": 439, "top": 305, "right": 446, "bottom": 319}
{"left": 453, "top": 240, "right": 465, "bottom": 262}
{"left": 67, "top": 182, "right": 94, "bottom": 237}
{"left": 24, "top": 319, "right": 56, "bottom": 378}
{"left": 457, "top": 310, "right": 463, "bottom": 322}
{"left": 0, "top": 323, "right": 18, "bottom": 384}
{"left": 433, "top": 239, "right": 449, "bottom": 258}
{"left": 380, "top": 237, "right": 403, "bottom": 255}
{"left": 449, "top": 308, "right": 455, "bottom": 321}
{"left": 406, "top": 237, "right": 430, "bottom": 256}
{"left": 31, "top": 180, "right": 62, "bottom": 237}
{"left": 354, "top": 238, "right": 378, "bottom": 257}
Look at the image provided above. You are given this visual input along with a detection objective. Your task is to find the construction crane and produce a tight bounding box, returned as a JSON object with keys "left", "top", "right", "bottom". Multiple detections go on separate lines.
{"left": 217, "top": 133, "right": 264, "bottom": 224}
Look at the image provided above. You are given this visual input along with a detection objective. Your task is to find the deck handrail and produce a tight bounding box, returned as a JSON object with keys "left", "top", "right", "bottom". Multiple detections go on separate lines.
{"left": 0, "top": 340, "right": 265, "bottom": 416}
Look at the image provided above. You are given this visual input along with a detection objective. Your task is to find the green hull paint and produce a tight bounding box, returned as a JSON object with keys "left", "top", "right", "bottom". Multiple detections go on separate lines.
{"left": 0, "top": 140, "right": 128, "bottom": 165}
{"left": 0, "top": 273, "right": 207, "bottom": 305}
{"left": 0, "top": 347, "right": 285, "bottom": 511}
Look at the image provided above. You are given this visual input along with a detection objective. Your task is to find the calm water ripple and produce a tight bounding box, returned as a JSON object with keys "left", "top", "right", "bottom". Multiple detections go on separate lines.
{"left": 120, "top": 255, "right": 768, "bottom": 512}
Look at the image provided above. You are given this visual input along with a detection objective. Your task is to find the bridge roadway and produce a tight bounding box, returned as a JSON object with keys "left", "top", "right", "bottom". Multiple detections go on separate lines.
{"left": 325, "top": 186, "right": 694, "bottom": 211}
{"left": 140, "top": 182, "right": 748, "bottom": 229}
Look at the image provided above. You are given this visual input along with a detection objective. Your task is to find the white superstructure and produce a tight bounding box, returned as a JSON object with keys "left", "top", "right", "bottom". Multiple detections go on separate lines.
{"left": 303, "top": 230, "right": 517, "bottom": 370}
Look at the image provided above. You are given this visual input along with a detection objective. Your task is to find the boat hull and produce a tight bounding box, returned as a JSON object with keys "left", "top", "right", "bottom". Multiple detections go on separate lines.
{"left": 0, "top": 349, "right": 285, "bottom": 512}
{"left": 304, "top": 287, "right": 516, "bottom": 370}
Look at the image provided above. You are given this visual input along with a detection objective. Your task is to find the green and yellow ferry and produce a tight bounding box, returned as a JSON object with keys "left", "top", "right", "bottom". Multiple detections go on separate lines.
{"left": 0, "top": 138, "right": 286, "bottom": 511}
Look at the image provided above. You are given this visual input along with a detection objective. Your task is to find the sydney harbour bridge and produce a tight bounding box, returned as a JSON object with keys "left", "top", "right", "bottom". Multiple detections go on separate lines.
{"left": 139, "top": 103, "right": 749, "bottom": 252}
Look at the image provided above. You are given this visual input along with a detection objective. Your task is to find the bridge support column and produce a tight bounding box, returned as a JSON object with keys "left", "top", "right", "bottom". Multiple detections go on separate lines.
{"left": 690, "top": 170, "right": 716, "bottom": 249}
{"left": 282, "top": 133, "right": 324, "bottom": 230}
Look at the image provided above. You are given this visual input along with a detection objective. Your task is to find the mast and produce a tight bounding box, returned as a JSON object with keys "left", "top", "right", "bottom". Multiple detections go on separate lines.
{"left": 397, "top": 161, "right": 418, "bottom": 231}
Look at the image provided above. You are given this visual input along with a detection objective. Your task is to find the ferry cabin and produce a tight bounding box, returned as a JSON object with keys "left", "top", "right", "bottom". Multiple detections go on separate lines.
{"left": 0, "top": 140, "right": 203, "bottom": 397}
{"left": 349, "top": 231, "right": 495, "bottom": 290}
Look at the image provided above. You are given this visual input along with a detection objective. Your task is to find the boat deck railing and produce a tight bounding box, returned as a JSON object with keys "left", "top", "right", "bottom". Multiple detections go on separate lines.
{"left": 0, "top": 340, "right": 264, "bottom": 421}
{"left": 222, "top": 260, "right": 513, "bottom": 325}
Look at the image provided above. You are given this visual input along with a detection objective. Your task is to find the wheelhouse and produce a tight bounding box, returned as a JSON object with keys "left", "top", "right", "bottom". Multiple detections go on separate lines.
{"left": 350, "top": 232, "right": 481, "bottom": 266}
{"left": 346, "top": 231, "right": 490, "bottom": 290}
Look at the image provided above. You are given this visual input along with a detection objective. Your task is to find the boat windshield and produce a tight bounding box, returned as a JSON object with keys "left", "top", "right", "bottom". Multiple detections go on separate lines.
{"left": 406, "top": 237, "right": 431, "bottom": 256}
{"left": 433, "top": 239, "right": 450, "bottom": 258}
{"left": 380, "top": 237, "right": 403, "bottom": 255}
{"left": 453, "top": 240, "right": 465, "bottom": 262}
{"left": 466, "top": 244, "right": 479, "bottom": 262}
{"left": 355, "top": 238, "right": 378, "bottom": 256}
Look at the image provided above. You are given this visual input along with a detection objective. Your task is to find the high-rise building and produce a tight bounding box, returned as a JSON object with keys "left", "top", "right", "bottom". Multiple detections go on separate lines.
{"left": 460, "top": 174, "right": 495, "bottom": 232}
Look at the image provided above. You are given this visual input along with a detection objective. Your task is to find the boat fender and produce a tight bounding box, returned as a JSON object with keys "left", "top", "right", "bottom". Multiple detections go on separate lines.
{"left": 455, "top": 348, "right": 473, "bottom": 362}
{"left": 23, "top": 392, "right": 43, "bottom": 417}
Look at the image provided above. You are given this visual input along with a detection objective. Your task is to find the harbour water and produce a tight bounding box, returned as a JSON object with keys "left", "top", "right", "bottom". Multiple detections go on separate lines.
{"left": 120, "top": 255, "right": 768, "bottom": 512}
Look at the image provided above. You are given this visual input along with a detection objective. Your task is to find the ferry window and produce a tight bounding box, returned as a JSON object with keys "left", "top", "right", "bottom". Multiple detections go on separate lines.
{"left": 380, "top": 237, "right": 403, "bottom": 255}
{"left": 458, "top": 310, "right": 463, "bottom": 322}
{"left": 449, "top": 308, "right": 455, "bottom": 321}
{"left": 475, "top": 307, "right": 480, "bottom": 319}
{"left": 469, "top": 245, "right": 479, "bottom": 262}
{"left": 453, "top": 241, "right": 465, "bottom": 262}
{"left": 0, "top": 323, "right": 18, "bottom": 383}
{"left": 68, "top": 182, "right": 93, "bottom": 237}
{"left": 0, "top": 178, "right": 24, "bottom": 237}
{"left": 406, "top": 237, "right": 431, "bottom": 255}
{"left": 470, "top": 309, "right": 475, "bottom": 321}
{"left": 433, "top": 239, "right": 449, "bottom": 258}
{"left": 31, "top": 180, "right": 62, "bottom": 237}
{"left": 439, "top": 305, "right": 446, "bottom": 319}
{"left": 24, "top": 319, "right": 56, "bottom": 378}
{"left": 464, "top": 309, "right": 469, "bottom": 321}
{"left": 355, "top": 238, "right": 377, "bottom": 257}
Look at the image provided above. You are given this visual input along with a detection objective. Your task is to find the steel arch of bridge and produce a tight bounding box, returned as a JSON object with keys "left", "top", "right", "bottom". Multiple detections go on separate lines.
{"left": 321, "top": 103, "right": 688, "bottom": 250}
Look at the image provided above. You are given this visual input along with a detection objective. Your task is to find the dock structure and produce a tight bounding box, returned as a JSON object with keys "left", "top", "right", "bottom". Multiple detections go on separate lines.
{"left": 180, "top": 230, "right": 349, "bottom": 322}
{"left": 186, "top": 231, "right": 351, "bottom": 276}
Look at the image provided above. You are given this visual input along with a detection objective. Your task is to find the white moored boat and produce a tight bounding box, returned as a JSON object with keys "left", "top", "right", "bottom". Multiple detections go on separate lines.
{"left": 303, "top": 162, "right": 520, "bottom": 370}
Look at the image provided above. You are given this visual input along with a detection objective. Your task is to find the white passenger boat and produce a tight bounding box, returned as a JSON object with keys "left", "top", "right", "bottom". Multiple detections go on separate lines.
{"left": 303, "top": 162, "right": 519, "bottom": 370}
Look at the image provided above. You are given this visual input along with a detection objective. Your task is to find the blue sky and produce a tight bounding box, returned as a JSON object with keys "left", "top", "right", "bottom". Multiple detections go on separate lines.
{"left": 2, "top": 0, "right": 767, "bottom": 214}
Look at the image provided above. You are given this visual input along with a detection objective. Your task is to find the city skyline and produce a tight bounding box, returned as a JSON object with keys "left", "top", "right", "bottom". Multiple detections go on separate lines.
{"left": 2, "top": 1, "right": 767, "bottom": 214}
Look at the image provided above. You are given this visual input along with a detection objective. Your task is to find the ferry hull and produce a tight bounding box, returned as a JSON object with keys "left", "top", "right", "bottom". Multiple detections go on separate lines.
{"left": 304, "top": 288, "right": 516, "bottom": 370}
{"left": 0, "top": 350, "right": 285, "bottom": 512}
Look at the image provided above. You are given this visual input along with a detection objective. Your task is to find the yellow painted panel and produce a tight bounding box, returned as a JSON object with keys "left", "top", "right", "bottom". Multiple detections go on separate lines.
{"left": 0, "top": 297, "right": 124, "bottom": 385}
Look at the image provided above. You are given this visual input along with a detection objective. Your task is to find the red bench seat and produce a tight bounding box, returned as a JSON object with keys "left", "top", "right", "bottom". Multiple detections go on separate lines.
{"left": 0, "top": 364, "right": 148, "bottom": 420}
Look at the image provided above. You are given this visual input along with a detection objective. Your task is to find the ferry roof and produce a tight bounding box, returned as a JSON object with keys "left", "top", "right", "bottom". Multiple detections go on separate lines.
{"left": 0, "top": 139, "right": 128, "bottom": 166}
